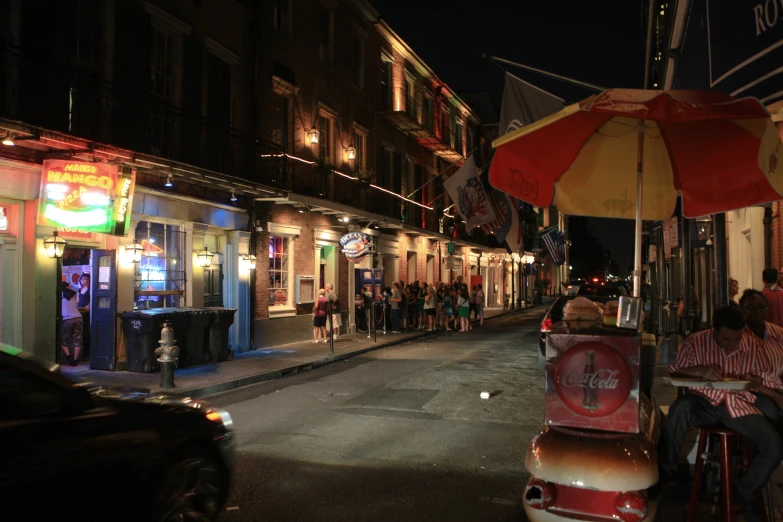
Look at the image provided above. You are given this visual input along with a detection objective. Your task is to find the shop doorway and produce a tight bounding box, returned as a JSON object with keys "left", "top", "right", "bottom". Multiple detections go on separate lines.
{"left": 407, "top": 252, "right": 417, "bottom": 283}
{"left": 426, "top": 254, "right": 434, "bottom": 284}
{"left": 61, "top": 247, "right": 116, "bottom": 370}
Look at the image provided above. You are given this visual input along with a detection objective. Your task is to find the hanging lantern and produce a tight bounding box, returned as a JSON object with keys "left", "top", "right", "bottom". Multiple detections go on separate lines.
{"left": 125, "top": 241, "right": 144, "bottom": 263}
{"left": 346, "top": 145, "right": 356, "bottom": 160}
{"left": 44, "top": 231, "right": 67, "bottom": 259}
{"left": 307, "top": 126, "right": 320, "bottom": 145}
{"left": 196, "top": 246, "right": 215, "bottom": 268}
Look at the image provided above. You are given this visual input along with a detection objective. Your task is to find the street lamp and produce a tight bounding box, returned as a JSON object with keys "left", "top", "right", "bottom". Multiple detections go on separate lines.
{"left": 241, "top": 254, "right": 257, "bottom": 270}
{"left": 695, "top": 215, "right": 713, "bottom": 244}
{"left": 196, "top": 246, "right": 215, "bottom": 268}
{"left": 44, "top": 231, "right": 67, "bottom": 259}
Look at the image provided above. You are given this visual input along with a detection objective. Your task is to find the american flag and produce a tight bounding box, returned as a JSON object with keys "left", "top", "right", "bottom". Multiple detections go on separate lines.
{"left": 541, "top": 226, "right": 565, "bottom": 265}
{"left": 480, "top": 191, "right": 509, "bottom": 235}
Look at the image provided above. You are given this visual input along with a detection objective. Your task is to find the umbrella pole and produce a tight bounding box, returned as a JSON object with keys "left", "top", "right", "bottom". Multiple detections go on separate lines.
{"left": 633, "top": 121, "right": 645, "bottom": 298}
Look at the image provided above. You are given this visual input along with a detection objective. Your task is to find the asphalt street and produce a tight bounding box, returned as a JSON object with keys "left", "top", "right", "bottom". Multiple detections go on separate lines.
{"left": 211, "top": 307, "right": 547, "bottom": 522}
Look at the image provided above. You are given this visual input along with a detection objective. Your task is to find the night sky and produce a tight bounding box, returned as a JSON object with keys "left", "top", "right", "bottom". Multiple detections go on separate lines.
{"left": 371, "top": 0, "right": 646, "bottom": 275}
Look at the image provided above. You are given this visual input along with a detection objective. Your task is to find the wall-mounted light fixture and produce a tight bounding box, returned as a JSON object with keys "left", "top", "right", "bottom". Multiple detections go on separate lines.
{"left": 346, "top": 144, "right": 356, "bottom": 160}
{"left": 125, "top": 240, "right": 144, "bottom": 263}
{"left": 2, "top": 133, "right": 15, "bottom": 146}
{"left": 196, "top": 246, "right": 215, "bottom": 268}
{"left": 308, "top": 125, "right": 320, "bottom": 145}
{"left": 230, "top": 190, "right": 237, "bottom": 202}
{"left": 165, "top": 173, "right": 173, "bottom": 187}
{"left": 241, "top": 254, "right": 257, "bottom": 270}
{"left": 44, "top": 231, "right": 67, "bottom": 259}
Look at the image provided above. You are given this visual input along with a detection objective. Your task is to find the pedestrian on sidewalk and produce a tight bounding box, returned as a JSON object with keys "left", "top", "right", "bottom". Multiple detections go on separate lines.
{"left": 762, "top": 268, "right": 783, "bottom": 328}
{"left": 457, "top": 287, "right": 471, "bottom": 332}
{"left": 325, "top": 283, "right": 341, "bottom": 341}
{"left": 418, "top": 282, "right": 427, "bottom": 330}
{"left": 313, "top": 289, "right": 329, "bottom": 343}
{"left": 390, "top": 282, "right": 403, "bottom": 333}
{"left": 424, "top": 285, "right": 436, "bottom": 331}
{"left": 406, "top": 285, "right": 418, "bottom": 330}
{"left": 362, "top": 286, "right": 374, "bottom": 338}
{"left": 435, "top": 283, "right": 444, "bottom": 328}
{"left": 476, "top": 284, "right": 485, "bottom": 326}
{"left": 469, "top": 285, "right": 477, "bottom": 319}
{"left": 61, "top": 280, "right": 83, "bottom": 366}
{"left": 442, "top": 285, "right": 455, "bottom": 330}
{"left": 355, "top": 293, "right": 367, "bottom": 332}
{"left": 399, "top": 281, "right": 408, "bottom": 332}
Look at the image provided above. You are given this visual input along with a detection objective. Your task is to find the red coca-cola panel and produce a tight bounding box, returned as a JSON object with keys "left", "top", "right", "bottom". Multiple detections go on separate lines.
{"left": 545, "top": 332, "right": 640, "bottom": 433}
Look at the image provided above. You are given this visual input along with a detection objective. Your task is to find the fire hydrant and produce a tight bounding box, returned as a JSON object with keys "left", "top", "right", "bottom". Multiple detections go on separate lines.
{"left": 154, "top": 321, "right": 179, "bottom": 388}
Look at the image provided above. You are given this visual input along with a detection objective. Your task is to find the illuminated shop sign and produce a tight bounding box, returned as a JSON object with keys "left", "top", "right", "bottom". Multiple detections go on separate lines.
{"left": 339, "top": 232, "right": 372, "bottom": 261}
{"left": 36, "top": 160, "right": 136, "bottom": 236}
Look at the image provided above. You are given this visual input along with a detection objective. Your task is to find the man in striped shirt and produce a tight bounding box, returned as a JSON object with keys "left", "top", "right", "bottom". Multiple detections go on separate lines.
{"left": 740, "top": 289, "right": 783, "bottom": 426}
{"left": 659, "top": 306, "right": 783, "bottom": 520}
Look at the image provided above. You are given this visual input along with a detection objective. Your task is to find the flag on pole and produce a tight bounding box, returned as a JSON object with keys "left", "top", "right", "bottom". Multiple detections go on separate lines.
{"left": 541, "top": 226, "right": 565, "bottom": 265}
{"left": 502, "top": 199, "right": 524, "bottom": 255}
{"left": 480, "top": 188, "right": 509, "bottom": 236}
{"left": 443, "top": 155, "right": 496, "bottom": 230}
{"left": 498, "top": 72, "right": 564, "bottom": 136}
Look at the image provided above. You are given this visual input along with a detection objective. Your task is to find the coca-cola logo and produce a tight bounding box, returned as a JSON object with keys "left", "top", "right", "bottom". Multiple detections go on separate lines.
{"left": 553, "top": 342, "right": 632, "bottom": 418}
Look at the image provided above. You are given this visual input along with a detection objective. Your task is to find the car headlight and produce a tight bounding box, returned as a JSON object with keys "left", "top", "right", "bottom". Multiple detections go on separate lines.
{"left": 205, "top": 408, "right": 234, "bottom": 430}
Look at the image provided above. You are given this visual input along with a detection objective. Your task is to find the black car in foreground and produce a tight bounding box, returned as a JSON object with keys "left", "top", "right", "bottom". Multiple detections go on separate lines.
{"left": 0, "top": 350, "right": 234, "bottom": 521}
{"left": 539, "top": 295, "right": 620, "bottom": 357}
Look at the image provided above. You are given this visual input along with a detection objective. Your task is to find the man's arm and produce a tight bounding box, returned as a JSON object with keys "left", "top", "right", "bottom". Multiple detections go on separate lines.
{"left": 669, "top": 336, "right": 722, "bottom": 380}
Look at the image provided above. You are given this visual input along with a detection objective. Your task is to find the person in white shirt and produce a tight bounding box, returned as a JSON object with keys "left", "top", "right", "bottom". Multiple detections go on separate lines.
{"left": 61, "top": 280, "right": 84, "bottom": 366}
{"left": 325, "top": 283, "right": 341, "bottom": 341}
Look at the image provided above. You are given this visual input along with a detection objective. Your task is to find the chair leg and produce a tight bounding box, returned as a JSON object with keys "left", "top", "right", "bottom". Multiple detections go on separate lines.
{"left": 688, "top": 431, "right": 710, "bottom": 522}
{"left": 720, "top": 435, "right": 735, "bottom": 522}
{"left": 766, "top": 481, "right": 775, "bottom": 522}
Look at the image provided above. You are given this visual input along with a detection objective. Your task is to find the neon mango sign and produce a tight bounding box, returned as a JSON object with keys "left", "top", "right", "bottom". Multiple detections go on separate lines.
{"left": 37, "top": 160, "right": 136, "bottom": 236}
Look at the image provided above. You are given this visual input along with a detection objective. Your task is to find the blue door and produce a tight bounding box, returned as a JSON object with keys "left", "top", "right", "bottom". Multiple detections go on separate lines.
{"left": 90, "top": 250, "right": 117, "bottom": 370}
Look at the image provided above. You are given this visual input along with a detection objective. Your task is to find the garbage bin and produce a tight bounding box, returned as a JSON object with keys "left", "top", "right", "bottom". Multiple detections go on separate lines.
{"left": 120, "top": 309, "right": 184, "bottom": 373}
{"left": 205, "top": 308, "right": 236, "bottom": 362}
{"left": 172, "top": 308, "right": 212, "bottom": 367}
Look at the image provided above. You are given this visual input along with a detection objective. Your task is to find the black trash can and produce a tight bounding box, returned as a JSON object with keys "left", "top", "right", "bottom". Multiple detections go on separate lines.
{"left": 205, "top": 308, "right": 237, "bottom": 362}
{"left": 169, "top": 308, "right": 212, "bottom": 367}
{"left": 120, "top": 309, "right": 184, "bottom": 373}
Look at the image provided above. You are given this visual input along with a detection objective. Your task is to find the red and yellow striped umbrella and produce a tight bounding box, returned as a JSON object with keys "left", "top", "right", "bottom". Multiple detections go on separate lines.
{"left": 489, "top": 89, "right": 783, "bottom": 220}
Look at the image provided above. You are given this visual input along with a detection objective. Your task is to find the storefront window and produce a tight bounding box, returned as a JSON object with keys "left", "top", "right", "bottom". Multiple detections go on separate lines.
{"left": 269, "top": 236, "right": 289, "bottom": 307}
{"left": 134, "top": 221, "right": 185, "bottom": 309}
{"left": 0, "top": 206, "right": 7, "bottom": 231}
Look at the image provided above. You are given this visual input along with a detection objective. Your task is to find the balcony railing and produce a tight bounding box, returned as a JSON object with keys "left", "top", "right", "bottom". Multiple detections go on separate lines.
{"left": 258, "top": 151, "right": 447, "bottom": 231}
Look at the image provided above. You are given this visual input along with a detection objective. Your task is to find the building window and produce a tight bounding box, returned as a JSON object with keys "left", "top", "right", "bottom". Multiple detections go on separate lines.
{"left": 134, "top": 221, "right": 185, "bottom": 309}
{"left": 440, "top": 104, "right": 451, "bottom": 145}
{"left": 269, "top": 236, "right": 290, "bottom": 307}
{"left": 274, "top": 0, "right": 293, "bottom": 38}
{"left": 380, "top": 147, "right": 394, "bottom": 190}
{"left": 271, "top": 92, "right": 292, "bottom": 151}
{"left": 71, "top": 0, "right": 102, "bottom": 71}
{"left": 467, "top": 127, "right": 476, "bottom": 155}
{"left": 454, "top": 118, "right": 463, "bottom": 155}
{"left": 318, "top": 113, "right": 334, "bottom": 163}
{"left": 380, "top": 55, "right": 392, "bottom": 108}
{"left": 318, "top": 4, "right": 334, "bottom": 66}
{"left": 423, "top": 93, "right": 433, "bottom": 131}
{"left": 0, "top": 206, "right": 7, "bottom": 231}
{"left": 405, "top": 75, "right": 416, "bottom": 119}
{"left": 353, "top": 131, "right": 366, "bottom": 173}
{"left": 353, "top": 36, "right": 365, "bottom": 90}
{"left": 151, "top": 28, "right": 175, "bottom": 101}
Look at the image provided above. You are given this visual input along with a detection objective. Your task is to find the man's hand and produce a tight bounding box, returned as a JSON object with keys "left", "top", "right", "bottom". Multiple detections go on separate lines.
{"left": 742, "top": 373, "right": 764, "bottom": 389}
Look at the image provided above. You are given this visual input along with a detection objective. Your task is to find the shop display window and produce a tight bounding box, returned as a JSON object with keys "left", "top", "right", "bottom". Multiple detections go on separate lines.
{"left": 0, "top": 206, "right": 7, "bottom": 232}
{"left": 269, "top": 236, "right": 289, "bottom": 307}
{"left": 133, "top": 221, "right": 185, "bottom": 309}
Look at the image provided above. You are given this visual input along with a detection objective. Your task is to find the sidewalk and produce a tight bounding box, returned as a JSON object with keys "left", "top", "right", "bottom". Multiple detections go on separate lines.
{"left": 62, "top": 300, "right": 552, "bottom": 398}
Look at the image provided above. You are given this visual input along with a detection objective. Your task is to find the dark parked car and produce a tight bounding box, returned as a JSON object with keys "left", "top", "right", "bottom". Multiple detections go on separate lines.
{"left": 539, "top": 295, "right": 618, "bottom": 356}
{"left": 0, "top": 350, "right": 234, "bottom": 521}
{"left": 576, "top": 283, "right": 628, "bottom": 297}
{"left": 564, "top": 278, "right": 586, "bottom": 296}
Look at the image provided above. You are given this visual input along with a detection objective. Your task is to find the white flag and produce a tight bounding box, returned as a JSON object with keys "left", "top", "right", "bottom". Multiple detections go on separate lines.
{"left": 443, "top": 155, "right": 497, "bottom": 230}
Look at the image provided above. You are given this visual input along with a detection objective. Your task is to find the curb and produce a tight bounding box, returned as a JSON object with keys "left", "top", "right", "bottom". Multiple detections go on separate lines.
{"left": 178, "top": 302, "right": 553, "bottom": 399}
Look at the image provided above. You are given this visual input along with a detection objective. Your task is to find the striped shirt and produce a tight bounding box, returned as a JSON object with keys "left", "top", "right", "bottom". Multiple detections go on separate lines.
{"left": 748, "top": 321, "right": 783, "bottom": 391}
{"left": 669, "top": 329, "right": 769, "bottom": 418}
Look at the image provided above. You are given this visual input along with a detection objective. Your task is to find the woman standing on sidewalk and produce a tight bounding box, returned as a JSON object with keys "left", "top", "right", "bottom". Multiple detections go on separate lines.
{"left": 406, "top": 286, "right": 417, "bottom": 330}
{"left": 418, "top": 282, "right": 427, "bottom": 330}
{"left": 475, "top": 284, "right": 486, "bottom": 326}
{"left": 442, "top": 285, "right": 455, "bottom": 330}
{"left": 457, "top": 287, "right": 471, "bottom": 332}
{"left": 424, "top": 286, "right": 436, "bottom": 331}
{"left": 313, "top": 289, "right": 329, "bottom": 343}
{"left": 435, "top": 283, "right": 445, "bottom": 329}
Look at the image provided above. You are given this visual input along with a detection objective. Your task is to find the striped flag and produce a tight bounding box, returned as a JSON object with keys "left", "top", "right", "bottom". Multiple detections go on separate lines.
{"left": 480, "top": 188, "right": 509, "bottom": 235}
{"left": 541, "top": 226, "right": 565, "bottom": 265}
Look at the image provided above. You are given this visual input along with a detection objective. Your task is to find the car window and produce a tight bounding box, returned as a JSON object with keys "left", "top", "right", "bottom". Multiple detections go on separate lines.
{"left": 0, "top": 362, "right": 71, "bottom": 422}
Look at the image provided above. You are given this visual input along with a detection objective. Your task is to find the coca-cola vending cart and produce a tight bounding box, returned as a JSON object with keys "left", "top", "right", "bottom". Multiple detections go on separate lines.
{"left": 523, "top": 319, "right": 660, "bottom": 522}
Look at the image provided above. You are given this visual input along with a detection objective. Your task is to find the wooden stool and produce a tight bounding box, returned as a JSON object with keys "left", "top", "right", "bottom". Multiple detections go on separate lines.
{"left": 686, "top": 425, "right": 760, "bottom": 522}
